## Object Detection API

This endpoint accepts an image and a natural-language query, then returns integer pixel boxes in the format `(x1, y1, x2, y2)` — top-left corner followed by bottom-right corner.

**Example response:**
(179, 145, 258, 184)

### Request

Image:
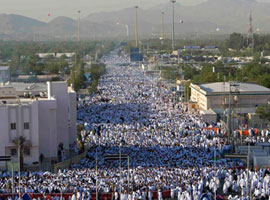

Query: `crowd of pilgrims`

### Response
(1, 51, 270, 200)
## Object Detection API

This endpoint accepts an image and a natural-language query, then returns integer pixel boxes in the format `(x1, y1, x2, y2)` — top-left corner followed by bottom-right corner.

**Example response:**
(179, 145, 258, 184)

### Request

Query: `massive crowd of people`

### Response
(0, 50, 270, 199)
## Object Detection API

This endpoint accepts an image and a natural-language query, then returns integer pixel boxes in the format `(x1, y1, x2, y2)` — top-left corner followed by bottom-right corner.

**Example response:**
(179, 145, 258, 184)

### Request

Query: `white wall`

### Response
(38, 99, 58, 158)
(0, 106, 9, 168)
(50, 82, 71, 149)
(68, 91, 77, 145)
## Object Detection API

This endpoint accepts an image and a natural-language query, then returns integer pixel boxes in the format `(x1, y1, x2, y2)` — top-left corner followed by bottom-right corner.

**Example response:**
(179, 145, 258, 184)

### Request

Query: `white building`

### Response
(0, 81, 77, 169)
(190, 82, 270, 125)
(190, 82, 270, 114)
(36, 53, 76, 59)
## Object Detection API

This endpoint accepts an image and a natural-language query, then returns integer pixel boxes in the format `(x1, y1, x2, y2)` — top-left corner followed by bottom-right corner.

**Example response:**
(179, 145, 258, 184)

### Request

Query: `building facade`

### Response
(190, 82, 270, 126)
(0, 81, 77, 169)
(190, 82, 270, 114)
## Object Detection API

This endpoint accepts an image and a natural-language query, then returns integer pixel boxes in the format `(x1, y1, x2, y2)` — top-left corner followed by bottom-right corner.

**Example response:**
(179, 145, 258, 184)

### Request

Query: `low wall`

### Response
(254, 156, 270, 169)
(53, 151, 87, 173)
(0, 190, 173, 200)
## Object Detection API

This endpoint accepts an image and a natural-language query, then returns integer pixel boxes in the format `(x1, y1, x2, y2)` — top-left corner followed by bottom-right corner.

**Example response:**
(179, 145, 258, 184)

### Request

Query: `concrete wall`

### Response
(68, 91, 77, 145)
(206, 94, 270, 113)
(202, 113, 217, 124)
(38, 99, 57, 159)
(50, 82, 70, 149)
(29, 101, 40, 165)
(248, 113, 269, 129)
(254, 156, 270, 169)
(0, 106, 9, 169)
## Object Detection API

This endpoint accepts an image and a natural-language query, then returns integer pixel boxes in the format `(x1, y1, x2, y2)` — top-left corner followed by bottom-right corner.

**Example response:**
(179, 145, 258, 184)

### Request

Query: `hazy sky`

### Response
(1, 0, 270, 22)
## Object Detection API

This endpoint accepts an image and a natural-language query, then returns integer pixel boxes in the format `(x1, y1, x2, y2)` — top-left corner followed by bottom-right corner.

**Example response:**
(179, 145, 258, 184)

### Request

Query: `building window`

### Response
(10, 123, 16, 130)
(11, 149, 17, 156)
(11, 148, 30, 156)
(24, 148, 30, 156)
(24, 122, 30, 130)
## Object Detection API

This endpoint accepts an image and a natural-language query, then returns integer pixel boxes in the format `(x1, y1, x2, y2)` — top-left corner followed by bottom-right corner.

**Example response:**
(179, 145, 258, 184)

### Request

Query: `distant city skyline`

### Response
(1, 0, 270, 22)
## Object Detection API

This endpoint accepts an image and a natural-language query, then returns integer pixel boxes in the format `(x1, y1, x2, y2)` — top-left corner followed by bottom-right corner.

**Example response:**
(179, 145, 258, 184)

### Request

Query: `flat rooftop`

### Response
(0, 66, 9, 70)
(6, 82, 47, 92)
(199, 82, 270, 93)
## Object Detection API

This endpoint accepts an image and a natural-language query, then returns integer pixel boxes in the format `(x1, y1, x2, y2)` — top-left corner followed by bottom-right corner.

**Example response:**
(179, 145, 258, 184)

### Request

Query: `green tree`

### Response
(9, 53, 20, 76)
(183, 65, 199, 80)
(76, 124, 91, 153)
(259, 74, 270, 88)
(226, 33, 246, 50)
(69, 64, 86, 92)
(256, 104, 270, 122)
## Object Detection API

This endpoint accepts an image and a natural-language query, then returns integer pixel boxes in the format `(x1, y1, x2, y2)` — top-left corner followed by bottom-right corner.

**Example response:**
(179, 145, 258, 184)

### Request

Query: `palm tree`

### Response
(77, 124, 86, 153)
(77, 124, 92, 153)
(12, 136, 30, 171)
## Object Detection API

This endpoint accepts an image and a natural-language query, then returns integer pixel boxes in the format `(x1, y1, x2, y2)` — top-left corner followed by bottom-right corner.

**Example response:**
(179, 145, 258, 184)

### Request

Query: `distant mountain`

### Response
(0, 14, 46, 40)
(37, 17, 77, 39)
(1, 0, 270, 40)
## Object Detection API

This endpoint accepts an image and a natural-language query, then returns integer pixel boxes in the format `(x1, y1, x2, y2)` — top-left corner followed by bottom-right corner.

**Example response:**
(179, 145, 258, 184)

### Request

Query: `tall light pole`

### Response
(125, 24, 129, 37)
(161, 12, 165, 40)
(171, 0, 176, 50)
(119, 142, 122, 196)
(77, 10, 81, 42)
(18, 143, 21, 198)
(135, 6, 139, 47)
(95, 137, 99, 200)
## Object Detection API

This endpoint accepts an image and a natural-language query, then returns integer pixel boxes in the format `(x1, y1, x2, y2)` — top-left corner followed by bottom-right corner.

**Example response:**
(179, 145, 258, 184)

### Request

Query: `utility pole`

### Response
(135, 6, 139, 47)
(77, 10, 81, 42)
(171, 0, 176, 50)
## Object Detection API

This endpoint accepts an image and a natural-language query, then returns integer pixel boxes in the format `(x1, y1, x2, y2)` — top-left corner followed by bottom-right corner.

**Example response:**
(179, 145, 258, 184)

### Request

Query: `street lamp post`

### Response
(135, 6, 139, 47)
(125, 24, 129, 37)
(18, 143, 21, 197)
(119, 140, 122, 198)
(127, 156, 130, 193)
(247, 130, 252, 200)
(161, 12, 165, 41)
(214, 141, 217, 200)
(171, 0, 176, 50)
(95, 137, 99, 200)
(77, 11, 81, 42)
(11, 159, 14, 196)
